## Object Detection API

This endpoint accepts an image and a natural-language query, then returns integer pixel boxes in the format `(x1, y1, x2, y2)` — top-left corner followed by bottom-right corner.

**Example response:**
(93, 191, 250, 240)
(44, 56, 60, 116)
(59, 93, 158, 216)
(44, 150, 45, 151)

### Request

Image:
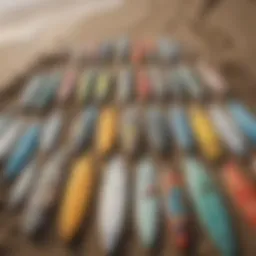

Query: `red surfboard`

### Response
(223, 161, 256, 227)
(131, 42, 145, 65)
(136, 69, 152, 102)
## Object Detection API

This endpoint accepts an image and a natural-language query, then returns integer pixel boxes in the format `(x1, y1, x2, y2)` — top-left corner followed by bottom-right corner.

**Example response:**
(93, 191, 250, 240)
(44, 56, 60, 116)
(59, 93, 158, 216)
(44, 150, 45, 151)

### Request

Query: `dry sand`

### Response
(1, 0, 256, 102)
(0, 0, 256, 255)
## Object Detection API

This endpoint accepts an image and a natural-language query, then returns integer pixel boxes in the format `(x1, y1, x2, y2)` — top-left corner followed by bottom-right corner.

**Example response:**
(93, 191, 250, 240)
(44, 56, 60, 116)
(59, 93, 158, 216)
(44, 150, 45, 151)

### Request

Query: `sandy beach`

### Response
(0, 1, 256, 255)
(0, 0, 256, 100)
(0, 0, 124, 45)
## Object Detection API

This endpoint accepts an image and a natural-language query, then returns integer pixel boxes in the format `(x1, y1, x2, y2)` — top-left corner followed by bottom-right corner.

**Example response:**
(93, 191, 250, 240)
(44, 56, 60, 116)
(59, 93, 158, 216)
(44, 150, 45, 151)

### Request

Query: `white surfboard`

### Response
(98, 156, 127, 254)
(40, 110, 63, 153)
(117, 68, 133, 104)
(23, 148, 69, 235)
(0, 120, 25, 160)
(197, 61, 228, 94)
(8, 159, 37, 210)
(208, 104, 247, 155)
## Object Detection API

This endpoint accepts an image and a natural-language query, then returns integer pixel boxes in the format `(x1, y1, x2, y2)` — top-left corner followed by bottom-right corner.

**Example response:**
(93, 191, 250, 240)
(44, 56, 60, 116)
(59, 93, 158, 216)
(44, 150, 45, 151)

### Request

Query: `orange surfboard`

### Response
(58, 154, 95, 242)
(223, 161, 256, 228)
(96, 107, 118, 156)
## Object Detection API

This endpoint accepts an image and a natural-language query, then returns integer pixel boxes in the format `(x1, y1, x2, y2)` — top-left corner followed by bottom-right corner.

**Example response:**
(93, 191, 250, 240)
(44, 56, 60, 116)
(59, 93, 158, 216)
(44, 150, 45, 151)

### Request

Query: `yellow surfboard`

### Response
(77, 70, 96, 103)
(58, 154, 94, 242)
(188, 104, 222, 161)
(77, 70, 87, 102)
(96, 107, 118, 156)
(95, 72, 112, 104)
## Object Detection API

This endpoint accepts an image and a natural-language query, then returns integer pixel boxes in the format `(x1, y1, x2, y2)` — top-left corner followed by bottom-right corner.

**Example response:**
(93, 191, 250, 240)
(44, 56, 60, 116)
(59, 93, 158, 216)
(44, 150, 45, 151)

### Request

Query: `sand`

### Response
(0, 0, 256, 255)
(1, 0, 256, 101)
